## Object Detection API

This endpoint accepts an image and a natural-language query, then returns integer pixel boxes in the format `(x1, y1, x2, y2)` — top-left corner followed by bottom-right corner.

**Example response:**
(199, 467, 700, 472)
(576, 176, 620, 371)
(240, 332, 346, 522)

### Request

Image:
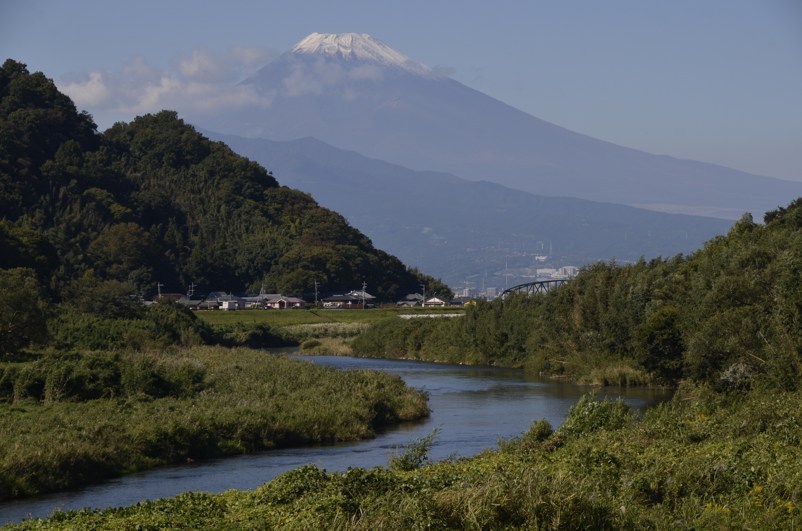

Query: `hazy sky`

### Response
(2, 0, 801, 181)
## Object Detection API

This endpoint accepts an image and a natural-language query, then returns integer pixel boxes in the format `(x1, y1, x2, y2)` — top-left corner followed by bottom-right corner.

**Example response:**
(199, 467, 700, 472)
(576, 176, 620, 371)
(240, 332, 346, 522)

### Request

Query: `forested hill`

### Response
(354, 199, 802, 391)
(0, 59, 447, 300)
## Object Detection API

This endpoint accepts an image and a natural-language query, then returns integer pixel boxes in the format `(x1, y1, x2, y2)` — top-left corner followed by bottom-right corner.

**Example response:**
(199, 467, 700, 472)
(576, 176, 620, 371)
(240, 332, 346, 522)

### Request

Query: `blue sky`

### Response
(2, 0, 801, 181)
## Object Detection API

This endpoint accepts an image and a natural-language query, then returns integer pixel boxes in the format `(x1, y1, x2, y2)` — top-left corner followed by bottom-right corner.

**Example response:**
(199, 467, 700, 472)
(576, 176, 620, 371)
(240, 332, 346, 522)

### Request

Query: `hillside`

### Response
(208, 132, 733, 287)
(0, 59, 446, 303)
(353, 197, 802, 390)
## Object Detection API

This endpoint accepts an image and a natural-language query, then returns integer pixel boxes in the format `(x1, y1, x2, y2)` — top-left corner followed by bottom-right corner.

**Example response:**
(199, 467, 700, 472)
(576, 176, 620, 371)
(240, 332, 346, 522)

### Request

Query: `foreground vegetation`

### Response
(12, 387, 800, 529)
(0, 346, 428, 501)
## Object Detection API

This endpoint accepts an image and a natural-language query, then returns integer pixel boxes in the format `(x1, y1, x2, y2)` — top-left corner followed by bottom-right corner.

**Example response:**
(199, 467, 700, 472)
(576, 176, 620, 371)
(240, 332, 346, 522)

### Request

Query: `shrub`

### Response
(389, 430, 438, 471)
(0, 352, 207, 403)
(212, 322, 290, 348)
(557, 394, 632, 440)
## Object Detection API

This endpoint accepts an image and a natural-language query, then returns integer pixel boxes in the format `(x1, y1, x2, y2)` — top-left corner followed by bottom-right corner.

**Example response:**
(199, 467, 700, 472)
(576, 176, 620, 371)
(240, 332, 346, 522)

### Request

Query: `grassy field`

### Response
(195, 307, 464, 328)
(0, 347, 429, 501)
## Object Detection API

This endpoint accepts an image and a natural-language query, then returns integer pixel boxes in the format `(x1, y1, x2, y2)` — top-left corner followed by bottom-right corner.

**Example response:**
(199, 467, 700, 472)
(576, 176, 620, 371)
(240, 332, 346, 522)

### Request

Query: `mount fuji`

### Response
(194, 32, 802, 220)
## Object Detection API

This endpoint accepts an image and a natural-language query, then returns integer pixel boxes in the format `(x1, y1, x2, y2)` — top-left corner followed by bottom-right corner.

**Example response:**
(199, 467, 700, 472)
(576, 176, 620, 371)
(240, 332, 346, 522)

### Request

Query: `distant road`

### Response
(399, 313, 464, 319)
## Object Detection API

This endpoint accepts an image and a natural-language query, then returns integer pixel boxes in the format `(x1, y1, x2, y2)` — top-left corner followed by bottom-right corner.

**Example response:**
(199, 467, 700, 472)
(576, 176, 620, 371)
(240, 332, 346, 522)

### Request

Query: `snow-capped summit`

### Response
(290, 32, 432, 75)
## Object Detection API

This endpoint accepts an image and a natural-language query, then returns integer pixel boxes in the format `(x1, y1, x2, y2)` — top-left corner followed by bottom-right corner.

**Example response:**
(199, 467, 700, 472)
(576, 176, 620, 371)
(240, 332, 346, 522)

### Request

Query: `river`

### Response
(1, 354, 670, 525)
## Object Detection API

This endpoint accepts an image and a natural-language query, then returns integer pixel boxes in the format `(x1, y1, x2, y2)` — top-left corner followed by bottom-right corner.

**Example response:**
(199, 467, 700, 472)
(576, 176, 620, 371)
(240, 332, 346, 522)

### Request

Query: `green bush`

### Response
(48, 302, 213, 352)
(557, 394, 632, 440)
(0, 352, 208, 403)
(389, 430, 438, 472)
(211, 322, 290, 348)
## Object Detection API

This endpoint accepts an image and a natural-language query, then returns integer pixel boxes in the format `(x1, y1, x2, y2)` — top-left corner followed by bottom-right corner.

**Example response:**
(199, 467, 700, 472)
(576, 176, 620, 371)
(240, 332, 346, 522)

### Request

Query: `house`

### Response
(397, 293, 424, 307)
(204, 291, 245, 311)
(174, 295, 203, 310)
(196, 299, 220, 311)
(323, 289, 376, 309)
(423, 297, 448, 307)
(265, 295, 306, 309)
(241, 293, 280, 309)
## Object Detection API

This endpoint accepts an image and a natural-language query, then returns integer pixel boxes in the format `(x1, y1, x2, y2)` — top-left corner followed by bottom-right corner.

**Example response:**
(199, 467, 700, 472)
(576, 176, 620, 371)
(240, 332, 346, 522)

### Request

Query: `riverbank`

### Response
(201, 308, 666, 387)
(10, 385, 800, 529)
(0, 347, 429, 501)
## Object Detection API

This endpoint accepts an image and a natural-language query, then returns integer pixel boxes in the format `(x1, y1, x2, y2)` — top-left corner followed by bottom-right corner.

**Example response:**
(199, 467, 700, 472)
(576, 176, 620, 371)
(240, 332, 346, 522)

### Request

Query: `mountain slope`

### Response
(0, 59, 445, 300)
(208, 131, 733, 287)
(192, 33, 802, 220)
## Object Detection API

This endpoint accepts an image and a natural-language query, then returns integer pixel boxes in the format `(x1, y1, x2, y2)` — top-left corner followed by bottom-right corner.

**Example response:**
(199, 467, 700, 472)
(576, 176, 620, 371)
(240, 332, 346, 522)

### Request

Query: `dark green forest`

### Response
(0, 59, 448, 356)
(354, 202, 802, 391)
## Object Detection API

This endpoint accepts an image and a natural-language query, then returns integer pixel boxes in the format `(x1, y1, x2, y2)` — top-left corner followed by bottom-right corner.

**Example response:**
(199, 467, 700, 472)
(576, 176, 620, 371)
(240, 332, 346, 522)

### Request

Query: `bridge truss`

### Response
(500, 279, 568, 298)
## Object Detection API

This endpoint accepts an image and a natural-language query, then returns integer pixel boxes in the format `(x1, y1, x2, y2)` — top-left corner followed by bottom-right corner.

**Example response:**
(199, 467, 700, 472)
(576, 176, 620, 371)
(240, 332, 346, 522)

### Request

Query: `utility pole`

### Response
(361, 281, 367, 309)
(421, 283, 426, 308)
(314, 279, 319, 306)
(157, 282, 163, 299)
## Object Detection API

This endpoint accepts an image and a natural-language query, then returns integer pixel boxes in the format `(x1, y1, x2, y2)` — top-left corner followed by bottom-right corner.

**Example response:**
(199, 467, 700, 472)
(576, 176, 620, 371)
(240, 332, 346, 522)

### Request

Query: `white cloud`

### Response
(280, 58, 367, 98)
(349, 64, 383, 81)
(281, 59, 347, 97)
(230, 47, 273, 67)
(178, 49, 230, 82)
(57, 48, 274, 126)
(61, 71, 110, 107)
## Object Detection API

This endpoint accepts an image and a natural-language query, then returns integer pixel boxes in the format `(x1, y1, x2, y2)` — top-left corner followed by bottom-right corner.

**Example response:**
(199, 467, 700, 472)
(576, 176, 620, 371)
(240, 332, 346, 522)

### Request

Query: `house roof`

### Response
(207, 291, 242, 301)
(346, 290, 376, 300)
(323, 294, 361, 302)
(278, 296, 306, 304)
(241, 294, 282, 302)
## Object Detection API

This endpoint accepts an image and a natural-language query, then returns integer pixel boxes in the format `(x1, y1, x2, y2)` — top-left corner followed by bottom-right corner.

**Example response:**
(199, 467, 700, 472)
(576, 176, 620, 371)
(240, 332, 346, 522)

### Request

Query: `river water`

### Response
(1, 354, 670, 525)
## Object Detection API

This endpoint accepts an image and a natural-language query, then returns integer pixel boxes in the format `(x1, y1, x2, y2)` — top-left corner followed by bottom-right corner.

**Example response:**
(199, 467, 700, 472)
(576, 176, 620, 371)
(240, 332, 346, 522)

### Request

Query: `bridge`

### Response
(500, 279, 568, 298)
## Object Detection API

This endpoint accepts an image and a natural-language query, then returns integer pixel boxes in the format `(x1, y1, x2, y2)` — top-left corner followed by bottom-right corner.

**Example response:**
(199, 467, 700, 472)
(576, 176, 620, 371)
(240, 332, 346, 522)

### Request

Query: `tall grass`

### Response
(0, 347, 428, 501)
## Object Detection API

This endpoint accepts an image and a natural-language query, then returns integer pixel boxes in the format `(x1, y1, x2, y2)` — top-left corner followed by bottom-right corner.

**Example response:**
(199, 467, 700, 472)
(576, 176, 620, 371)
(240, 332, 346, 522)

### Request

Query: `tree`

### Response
(635, 304, 684, 383)
(87, 222, 158, 285)
(0, 268, 48, 358)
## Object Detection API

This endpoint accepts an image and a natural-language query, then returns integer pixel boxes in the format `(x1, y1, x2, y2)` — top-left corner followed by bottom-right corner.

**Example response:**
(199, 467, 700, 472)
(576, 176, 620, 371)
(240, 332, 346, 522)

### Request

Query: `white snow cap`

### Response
(291, 33, 432, 75)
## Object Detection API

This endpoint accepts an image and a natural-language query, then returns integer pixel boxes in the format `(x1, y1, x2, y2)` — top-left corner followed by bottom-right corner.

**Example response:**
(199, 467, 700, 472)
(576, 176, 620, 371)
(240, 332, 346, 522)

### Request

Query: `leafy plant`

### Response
(389, 429, 439, 471)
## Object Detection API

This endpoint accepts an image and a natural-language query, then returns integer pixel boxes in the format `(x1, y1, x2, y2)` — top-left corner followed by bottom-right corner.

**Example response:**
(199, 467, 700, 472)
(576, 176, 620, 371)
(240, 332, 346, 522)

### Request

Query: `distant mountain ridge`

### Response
(207, 130, 734, 288)
(191, 33, 802, 220)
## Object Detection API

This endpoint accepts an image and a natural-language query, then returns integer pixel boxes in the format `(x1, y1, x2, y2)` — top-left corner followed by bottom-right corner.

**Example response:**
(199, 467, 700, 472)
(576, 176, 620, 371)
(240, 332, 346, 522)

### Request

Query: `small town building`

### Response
(423, 296, 448, 307)
(397, 293, 424, 307)
(265, 296, 306, 309)
(323, 289, 376, 309)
